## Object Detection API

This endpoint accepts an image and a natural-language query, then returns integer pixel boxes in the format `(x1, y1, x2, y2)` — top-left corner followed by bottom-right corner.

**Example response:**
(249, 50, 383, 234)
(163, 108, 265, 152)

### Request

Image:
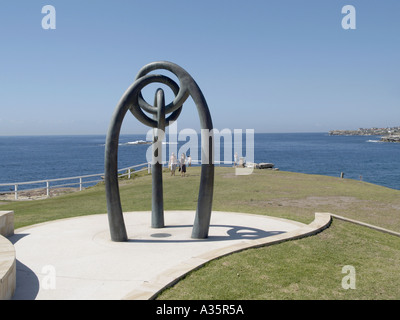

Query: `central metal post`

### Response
(151, 88, 165, 228)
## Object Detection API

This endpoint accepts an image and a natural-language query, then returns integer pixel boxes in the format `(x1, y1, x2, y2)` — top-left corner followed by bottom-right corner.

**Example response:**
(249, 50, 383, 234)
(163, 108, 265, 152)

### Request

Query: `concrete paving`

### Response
(9, 210, 322, 300)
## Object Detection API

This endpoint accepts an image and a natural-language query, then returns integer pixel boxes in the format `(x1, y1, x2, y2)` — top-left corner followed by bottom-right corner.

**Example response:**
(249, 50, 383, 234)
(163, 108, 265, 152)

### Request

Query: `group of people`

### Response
(168, 153, 192, 177)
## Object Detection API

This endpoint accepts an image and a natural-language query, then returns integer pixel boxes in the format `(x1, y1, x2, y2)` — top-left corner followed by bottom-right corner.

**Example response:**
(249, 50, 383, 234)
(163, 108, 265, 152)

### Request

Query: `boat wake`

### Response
(366, 139, 382, 143)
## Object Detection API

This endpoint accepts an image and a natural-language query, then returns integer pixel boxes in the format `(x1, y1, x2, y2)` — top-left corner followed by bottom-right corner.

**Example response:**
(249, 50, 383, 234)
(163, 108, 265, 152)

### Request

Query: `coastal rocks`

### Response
(258, 163, 275, 169)
(380, 135, 400, 143)
(244, 162, 279, 170)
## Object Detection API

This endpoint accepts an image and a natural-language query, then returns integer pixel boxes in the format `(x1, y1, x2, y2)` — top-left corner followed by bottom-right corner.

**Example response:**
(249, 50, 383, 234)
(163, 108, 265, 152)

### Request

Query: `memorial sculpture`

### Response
(104, 61, 214, 242)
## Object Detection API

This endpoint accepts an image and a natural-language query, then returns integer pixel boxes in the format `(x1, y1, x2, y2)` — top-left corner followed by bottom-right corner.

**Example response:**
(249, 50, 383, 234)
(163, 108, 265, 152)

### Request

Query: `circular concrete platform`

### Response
(9, 211, 330, 300)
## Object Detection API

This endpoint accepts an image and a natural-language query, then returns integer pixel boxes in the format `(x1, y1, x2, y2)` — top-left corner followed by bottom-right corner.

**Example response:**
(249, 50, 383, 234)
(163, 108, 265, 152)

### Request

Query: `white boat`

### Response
(126, 140, 152, 145)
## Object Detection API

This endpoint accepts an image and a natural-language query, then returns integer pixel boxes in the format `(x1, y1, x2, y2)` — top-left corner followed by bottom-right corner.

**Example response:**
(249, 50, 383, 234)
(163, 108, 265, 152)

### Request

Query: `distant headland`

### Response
(329, 126, 400, 143)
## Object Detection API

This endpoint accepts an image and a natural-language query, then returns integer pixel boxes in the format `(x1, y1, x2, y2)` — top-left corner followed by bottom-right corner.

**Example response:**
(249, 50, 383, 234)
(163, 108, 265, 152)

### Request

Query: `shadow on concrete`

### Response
(12, 260, 40, 300)
(8, 232, 29, 245)
(128, 224, 285, 243)
(8, 233, 40, 300)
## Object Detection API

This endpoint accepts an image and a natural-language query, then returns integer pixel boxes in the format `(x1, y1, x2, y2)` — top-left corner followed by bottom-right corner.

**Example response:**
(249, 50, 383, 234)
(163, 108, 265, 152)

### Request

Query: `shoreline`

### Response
(0, 187, 79, 201)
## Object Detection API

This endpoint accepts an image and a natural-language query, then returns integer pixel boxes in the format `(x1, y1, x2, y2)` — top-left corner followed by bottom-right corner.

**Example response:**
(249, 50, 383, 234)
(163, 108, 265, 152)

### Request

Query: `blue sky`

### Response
(0, 0, 399, 135)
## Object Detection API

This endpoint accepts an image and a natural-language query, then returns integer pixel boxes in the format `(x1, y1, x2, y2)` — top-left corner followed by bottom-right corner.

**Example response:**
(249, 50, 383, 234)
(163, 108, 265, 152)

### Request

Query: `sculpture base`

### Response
(10, 210, 330, 300)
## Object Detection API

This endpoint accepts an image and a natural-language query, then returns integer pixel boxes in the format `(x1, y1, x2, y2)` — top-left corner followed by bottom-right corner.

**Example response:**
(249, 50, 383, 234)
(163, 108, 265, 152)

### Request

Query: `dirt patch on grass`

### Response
(282, 196, 363, 208)
(258, 196, 363, 210)
(248, 195, 400, 232)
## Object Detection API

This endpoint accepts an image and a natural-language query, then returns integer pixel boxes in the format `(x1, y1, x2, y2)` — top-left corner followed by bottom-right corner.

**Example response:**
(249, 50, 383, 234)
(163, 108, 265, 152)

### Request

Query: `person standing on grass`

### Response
(234, 152, 238, 167)
(180, 153, 187, 177)
(187, 155, 192, 167)
(169, 152, 177, 176)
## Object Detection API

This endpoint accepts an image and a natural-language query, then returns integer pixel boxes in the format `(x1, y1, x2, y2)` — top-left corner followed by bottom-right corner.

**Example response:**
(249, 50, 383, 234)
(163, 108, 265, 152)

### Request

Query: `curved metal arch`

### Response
(105, 61, 214, 242)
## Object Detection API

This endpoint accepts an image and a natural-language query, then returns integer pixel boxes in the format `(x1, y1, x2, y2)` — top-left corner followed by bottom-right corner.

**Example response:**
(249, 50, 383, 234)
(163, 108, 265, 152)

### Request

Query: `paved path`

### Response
(9, 210, 329, 300)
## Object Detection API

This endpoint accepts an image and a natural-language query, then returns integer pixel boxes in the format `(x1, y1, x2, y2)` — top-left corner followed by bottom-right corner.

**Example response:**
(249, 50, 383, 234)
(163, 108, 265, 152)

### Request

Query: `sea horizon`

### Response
(0, 131, 331, 137)
(0, 133, 399, 191)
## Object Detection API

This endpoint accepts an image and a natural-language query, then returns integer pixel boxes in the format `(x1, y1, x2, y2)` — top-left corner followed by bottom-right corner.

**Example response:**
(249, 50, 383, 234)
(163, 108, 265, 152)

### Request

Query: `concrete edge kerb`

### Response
(0, 211, 16, 300)
(123, 212, 332, 300)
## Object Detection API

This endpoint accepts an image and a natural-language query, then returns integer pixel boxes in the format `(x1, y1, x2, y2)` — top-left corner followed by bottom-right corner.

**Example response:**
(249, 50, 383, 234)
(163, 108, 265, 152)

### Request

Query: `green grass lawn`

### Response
(158, 219, 400, 300)
(1, 166, 400, 299)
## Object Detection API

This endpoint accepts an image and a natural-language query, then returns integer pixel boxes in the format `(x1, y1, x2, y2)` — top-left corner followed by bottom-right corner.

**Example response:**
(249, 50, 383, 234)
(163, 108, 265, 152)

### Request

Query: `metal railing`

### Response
(0, 163, 150, 200)
(0, 159, 244, 201)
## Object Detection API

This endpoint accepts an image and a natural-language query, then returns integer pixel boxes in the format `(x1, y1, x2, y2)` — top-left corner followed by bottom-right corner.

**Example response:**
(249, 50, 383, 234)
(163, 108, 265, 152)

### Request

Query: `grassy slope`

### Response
(159, 219, 400, 300)
(1, 167, 399, 299)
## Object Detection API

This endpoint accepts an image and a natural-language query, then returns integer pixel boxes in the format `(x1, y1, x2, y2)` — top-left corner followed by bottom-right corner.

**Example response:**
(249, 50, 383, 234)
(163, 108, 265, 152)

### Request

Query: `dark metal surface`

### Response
(105, 61, 214, 241)
(151, 89, 165, 228)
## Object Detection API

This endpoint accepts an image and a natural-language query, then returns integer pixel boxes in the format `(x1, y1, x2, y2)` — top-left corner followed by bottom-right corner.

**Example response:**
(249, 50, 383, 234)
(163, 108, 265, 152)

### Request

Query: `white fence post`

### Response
(0, 162, 148, 200)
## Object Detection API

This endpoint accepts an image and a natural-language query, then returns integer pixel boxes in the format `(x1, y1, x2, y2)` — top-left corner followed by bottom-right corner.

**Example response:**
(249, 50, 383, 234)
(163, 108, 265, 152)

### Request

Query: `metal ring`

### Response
(129, 74, 183, 128)
(135, 61, 190, 115)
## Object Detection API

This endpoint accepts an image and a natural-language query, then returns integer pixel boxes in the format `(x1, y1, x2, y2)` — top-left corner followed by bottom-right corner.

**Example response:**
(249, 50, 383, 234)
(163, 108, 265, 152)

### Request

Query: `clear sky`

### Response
(0, 0, 399, 135)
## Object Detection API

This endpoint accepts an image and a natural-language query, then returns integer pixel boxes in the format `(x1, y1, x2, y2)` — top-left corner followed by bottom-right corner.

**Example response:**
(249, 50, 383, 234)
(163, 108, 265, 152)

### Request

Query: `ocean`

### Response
(0, 133, 399, 191)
